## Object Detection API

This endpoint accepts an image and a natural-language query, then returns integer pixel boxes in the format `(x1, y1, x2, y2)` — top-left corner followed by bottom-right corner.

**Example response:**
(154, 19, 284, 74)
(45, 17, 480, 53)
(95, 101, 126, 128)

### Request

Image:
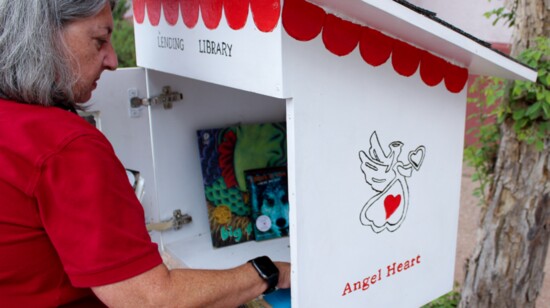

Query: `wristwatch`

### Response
(248, 256, 279, 294)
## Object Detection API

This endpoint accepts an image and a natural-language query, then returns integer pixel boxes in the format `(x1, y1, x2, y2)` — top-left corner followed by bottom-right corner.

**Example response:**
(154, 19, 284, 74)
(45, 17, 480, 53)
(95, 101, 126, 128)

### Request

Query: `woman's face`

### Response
(62, 3, 118, 103)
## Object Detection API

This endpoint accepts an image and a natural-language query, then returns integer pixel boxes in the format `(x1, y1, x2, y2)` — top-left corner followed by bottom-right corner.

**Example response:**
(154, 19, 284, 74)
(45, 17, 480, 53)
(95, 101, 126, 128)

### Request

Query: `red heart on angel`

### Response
(384, 194, 402, 219)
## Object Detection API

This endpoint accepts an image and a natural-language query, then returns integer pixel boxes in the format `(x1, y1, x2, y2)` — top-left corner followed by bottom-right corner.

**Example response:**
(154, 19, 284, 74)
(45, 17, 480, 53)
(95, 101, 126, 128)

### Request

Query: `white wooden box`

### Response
(88, 0, 535, 306)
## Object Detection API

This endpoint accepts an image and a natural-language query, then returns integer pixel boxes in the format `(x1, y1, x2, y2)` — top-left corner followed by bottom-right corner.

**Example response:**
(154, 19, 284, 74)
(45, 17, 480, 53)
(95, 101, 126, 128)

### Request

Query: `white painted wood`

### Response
(134, 0, 536, 86)
(309, 0, 536, 81)
(89, 68, 291, 267)
(143, 70, 287, 255)
(134, 7, 286, 98)
(408, 0, 513, 44)
(86, 68, 163, 243)
(283, 30, 466, 307)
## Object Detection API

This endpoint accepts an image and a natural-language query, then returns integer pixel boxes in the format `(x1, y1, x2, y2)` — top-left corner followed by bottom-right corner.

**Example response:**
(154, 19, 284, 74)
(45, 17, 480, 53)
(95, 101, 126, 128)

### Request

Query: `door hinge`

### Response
(130, 86, 183, 110)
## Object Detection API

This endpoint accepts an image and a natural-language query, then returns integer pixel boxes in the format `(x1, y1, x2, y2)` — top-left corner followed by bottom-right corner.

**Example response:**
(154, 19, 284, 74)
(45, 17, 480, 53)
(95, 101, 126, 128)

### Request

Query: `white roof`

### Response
(310, 0, 537, 81)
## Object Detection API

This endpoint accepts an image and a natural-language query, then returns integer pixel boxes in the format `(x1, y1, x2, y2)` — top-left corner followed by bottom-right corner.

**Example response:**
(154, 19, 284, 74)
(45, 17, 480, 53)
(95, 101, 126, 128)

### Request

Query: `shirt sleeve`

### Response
(34, 133, 162, 287)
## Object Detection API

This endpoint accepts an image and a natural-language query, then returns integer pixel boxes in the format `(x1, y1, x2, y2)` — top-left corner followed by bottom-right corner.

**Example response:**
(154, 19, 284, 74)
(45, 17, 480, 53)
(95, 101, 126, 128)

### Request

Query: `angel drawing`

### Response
(359, 131, 425, 233)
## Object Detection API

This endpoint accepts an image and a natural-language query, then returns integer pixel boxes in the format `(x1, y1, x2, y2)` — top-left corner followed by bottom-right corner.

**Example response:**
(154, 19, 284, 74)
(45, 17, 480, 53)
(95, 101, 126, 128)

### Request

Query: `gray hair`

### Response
(0, 0, 116, 108)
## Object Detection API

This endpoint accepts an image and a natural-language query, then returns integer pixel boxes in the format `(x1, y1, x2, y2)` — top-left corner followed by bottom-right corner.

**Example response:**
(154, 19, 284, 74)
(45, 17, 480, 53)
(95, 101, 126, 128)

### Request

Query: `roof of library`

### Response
(131, 0, 537, 87)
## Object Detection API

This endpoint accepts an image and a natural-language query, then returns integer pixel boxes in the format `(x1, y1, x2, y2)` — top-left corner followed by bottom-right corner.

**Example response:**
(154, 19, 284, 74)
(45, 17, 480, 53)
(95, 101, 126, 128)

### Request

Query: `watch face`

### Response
(250, 256, 280, 295)
(254, 256, 279, 278)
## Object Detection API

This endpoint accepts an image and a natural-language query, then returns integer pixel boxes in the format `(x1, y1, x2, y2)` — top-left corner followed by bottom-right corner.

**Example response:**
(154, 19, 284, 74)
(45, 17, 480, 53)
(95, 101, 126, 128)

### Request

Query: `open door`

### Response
(85, 68, 159, 233)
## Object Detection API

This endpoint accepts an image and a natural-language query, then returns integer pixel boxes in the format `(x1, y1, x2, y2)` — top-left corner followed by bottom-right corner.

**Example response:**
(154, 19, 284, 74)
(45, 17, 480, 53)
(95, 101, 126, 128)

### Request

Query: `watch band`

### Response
(248, 256, 279, 295)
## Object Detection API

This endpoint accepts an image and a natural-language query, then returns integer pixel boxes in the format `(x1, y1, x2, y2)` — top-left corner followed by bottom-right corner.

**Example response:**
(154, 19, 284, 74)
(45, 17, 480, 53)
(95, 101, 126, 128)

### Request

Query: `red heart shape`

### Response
(384, 194, 401, 220)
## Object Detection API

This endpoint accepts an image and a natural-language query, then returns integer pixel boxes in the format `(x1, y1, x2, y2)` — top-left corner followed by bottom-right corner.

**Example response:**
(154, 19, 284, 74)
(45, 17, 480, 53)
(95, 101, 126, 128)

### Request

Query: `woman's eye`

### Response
(95, 38, 108, 48)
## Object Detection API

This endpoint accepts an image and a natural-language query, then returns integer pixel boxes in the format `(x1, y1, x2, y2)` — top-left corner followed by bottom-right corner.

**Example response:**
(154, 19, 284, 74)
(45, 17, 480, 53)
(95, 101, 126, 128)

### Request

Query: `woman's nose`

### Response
(104, 43, 118, 70)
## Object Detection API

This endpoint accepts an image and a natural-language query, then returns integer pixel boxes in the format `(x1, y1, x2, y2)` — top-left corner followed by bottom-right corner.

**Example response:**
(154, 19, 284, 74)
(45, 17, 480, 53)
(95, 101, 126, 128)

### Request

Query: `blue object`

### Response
(263, 288, 291, 308)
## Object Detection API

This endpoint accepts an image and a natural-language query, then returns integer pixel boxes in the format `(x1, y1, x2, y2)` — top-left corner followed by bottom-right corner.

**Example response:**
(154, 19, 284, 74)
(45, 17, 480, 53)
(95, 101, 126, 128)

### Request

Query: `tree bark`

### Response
(509, 0, 549, 54)
(460, 120, 550, 307)
(460, 1, 549, 306)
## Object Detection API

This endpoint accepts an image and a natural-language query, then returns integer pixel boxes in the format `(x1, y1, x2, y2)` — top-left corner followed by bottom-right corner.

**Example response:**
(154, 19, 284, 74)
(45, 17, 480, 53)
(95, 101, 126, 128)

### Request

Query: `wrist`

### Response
(248, 256, 279, 295)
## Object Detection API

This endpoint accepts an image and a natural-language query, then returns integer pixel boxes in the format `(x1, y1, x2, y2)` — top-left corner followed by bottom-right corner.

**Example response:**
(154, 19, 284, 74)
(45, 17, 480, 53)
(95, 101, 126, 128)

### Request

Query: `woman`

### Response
(0, 1, 290, 307)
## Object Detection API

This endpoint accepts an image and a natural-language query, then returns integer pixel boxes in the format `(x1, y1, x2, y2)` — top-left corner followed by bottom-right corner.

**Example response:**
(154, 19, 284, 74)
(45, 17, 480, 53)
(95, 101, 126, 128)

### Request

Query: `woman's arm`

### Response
(92, 261, 290, 308)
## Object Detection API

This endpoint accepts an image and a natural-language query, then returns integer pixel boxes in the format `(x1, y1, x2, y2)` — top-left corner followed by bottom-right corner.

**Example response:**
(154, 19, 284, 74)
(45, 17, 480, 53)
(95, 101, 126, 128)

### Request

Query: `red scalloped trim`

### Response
(322, 14, 361, 56)
(282, 0, 468, 92)
(133, 0, 145, 24)
(134, 0, 469, 93)
(163, 0, 180, 26)
(444, 64, 469, 93)
(251, 0, 282, 33)
(281, 0, 325, 41)
(359, 27, 393, 67)
(200, 0, 223, 30)
(420, 52, 445, 87)
(136, 0, 280, 33)
(180, 0, 200, 28)
(224, 0, 249, 30)
(392, 40, 421, 77)
(145, 0, 162, 26)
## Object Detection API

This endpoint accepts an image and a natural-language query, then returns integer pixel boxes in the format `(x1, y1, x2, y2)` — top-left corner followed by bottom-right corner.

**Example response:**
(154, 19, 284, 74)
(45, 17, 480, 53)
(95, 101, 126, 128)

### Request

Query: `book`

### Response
(263, 289, 291, 308)
(197, 122, 286, 247)
(245, 167, 289, 241)
(240, 289, 291, 308)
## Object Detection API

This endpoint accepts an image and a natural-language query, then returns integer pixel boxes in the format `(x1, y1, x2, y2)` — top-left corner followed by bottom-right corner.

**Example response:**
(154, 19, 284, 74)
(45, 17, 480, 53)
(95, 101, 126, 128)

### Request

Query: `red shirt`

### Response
(0, 99, 162, 307)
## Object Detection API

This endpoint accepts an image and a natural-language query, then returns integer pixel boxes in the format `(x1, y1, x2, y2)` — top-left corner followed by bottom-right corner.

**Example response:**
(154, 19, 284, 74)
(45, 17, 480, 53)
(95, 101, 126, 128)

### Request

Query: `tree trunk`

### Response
(509, 0, 549, 54)
(460, 120, 550, 307)
(460, 0, 549, 306)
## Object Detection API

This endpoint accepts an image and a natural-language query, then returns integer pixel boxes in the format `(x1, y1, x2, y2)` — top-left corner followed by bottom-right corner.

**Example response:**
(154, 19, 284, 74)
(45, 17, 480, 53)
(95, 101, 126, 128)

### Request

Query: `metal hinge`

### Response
(146, 209, 192, 232)
(172, 209, 193, 230)
(130, 86, 183, 110)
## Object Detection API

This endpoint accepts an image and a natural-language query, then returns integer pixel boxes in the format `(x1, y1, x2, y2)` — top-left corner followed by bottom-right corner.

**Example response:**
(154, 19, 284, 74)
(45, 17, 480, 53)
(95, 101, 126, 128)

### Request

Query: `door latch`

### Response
(146, 209, 192, 232)
(130, 86, 183, 110)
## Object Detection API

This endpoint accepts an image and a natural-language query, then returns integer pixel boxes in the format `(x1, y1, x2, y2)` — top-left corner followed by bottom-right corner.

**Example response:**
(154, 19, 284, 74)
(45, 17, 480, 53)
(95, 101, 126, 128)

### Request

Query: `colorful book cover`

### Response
(245, 167, 289, 241)
(197, 122, 286, 248)
(263, 289, 291, 308)
(240, 289, 291, 308)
